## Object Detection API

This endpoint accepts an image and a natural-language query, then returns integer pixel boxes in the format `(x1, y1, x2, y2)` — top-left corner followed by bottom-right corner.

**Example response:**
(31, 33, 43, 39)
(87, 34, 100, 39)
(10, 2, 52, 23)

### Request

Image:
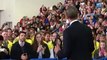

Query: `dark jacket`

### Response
(57, 21, 94, 60)
(10, 42, 35, 60)
(0, 46, 10, 59)
(32, 42, 50, 58)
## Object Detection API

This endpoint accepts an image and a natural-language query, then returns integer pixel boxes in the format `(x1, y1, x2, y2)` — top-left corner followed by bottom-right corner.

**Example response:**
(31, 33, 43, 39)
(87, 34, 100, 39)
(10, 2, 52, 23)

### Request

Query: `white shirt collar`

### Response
(19, 40, 25, 47)
(70, 19, 78, 25)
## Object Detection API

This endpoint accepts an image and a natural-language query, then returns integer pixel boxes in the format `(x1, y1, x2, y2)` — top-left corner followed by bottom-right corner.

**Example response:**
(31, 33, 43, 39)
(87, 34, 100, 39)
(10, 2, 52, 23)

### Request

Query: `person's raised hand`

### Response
(37, 45, 42, 53)
(54, 44, 61, 54)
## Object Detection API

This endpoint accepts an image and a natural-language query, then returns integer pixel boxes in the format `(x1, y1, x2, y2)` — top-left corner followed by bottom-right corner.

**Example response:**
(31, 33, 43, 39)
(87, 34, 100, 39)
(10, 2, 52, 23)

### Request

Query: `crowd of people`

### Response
(0, 0, 107, 60)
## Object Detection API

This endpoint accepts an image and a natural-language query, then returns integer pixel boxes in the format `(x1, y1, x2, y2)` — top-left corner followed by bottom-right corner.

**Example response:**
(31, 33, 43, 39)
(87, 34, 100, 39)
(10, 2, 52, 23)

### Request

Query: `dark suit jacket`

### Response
(11, 42, 35, 59)
(57, 21, 94, 60)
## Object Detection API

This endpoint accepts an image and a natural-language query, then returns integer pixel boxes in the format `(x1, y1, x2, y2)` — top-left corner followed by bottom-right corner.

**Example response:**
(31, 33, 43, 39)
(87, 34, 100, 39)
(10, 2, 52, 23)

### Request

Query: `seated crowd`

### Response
(0, 0, 107, 60)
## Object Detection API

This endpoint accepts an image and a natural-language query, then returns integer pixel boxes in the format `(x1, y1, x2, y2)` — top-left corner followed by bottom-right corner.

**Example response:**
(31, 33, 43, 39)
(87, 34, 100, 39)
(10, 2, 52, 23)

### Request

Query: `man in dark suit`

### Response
(11, 31, 34, 60)
(54, 6, 94, 60)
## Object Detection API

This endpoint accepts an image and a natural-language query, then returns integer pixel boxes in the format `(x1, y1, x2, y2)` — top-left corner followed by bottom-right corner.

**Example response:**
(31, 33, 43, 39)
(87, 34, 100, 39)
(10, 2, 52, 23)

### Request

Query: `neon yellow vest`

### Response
(43, 40, 54, 50)
(13, 37, 34, 45)
(7, 40, 13, 53)
(92, 40, 100, 58)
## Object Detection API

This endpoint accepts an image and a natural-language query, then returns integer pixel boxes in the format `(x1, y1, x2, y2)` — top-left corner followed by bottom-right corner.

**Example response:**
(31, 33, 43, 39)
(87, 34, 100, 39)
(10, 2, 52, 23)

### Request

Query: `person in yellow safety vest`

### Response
(7, 40, 13, 53)
(7, 28, 14, 53)
(92, 40, 100, 58)
(92, 33, 106, 58)
(43, 32, 55, 58)
(43, 40, 54, 50)
(28, 27, 35, 43)
(2, 30, 13, 53)
(26, 32, 34, 45)
(0, 35, 10, 59)
(43, 32, 54, 50)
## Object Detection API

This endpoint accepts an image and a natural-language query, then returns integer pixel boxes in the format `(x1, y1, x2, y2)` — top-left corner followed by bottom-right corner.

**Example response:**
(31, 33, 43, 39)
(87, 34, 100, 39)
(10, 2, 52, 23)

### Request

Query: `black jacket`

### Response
(10, 42, 35, 60)
(57, 21, 94, 60)
(0, 46, 10, 59)
(33, 43, 50, 58)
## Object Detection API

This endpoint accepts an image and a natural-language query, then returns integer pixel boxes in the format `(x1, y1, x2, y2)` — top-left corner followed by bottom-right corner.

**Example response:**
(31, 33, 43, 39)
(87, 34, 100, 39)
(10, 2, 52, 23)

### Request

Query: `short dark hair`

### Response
(65, 6, 78, 19)
(7, 28, 13, 32)
(0, 35, 4, 41)
(19, 31, 26, 35)
(7, 28, 12, 31)
(44, 31, 50, 36)
(29, 27, 35, 31)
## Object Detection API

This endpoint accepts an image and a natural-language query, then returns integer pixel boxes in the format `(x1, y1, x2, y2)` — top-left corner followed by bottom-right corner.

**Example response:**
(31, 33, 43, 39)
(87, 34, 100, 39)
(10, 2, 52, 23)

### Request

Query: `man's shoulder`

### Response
(25, 42, 32, 46)
(13, 41, 19, 45)
(64, 28, 70, 33)
(79, 23, 91, 30)
(63, 27, 72, 36)
(12, 41, 19, 46)
(82, 24, 92, 31)
(12, 42, 20, 49)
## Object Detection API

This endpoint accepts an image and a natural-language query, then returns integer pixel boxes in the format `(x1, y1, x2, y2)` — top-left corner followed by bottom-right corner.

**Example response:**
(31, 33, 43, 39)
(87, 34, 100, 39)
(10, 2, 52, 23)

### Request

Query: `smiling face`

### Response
(45, 33, 50, 42)
(7, 29, 13, 37)
(2, 31, 8, 40)
(100, 41, 106, 49)
(52, 33, 57, 39)
(36, 34, 42, 43)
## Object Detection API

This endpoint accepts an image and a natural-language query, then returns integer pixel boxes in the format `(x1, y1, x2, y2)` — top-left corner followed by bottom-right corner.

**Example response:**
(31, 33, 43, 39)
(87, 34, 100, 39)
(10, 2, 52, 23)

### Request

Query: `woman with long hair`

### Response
(32, 32, 50, 58)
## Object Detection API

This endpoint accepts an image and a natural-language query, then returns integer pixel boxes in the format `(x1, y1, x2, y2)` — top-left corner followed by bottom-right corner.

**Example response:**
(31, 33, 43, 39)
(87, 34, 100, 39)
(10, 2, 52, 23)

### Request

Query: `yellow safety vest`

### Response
(43, 40, 54, 50)
(7, 40, 13, 53)
(13, 37, 34, 45)
(92, 40, 100, 58)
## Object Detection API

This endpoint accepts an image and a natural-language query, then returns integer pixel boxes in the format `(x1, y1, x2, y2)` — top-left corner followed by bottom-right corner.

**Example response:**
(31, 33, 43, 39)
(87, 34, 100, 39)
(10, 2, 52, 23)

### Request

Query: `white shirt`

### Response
(38, 51, 42, 58)
(66, 19, 69, 24)
(70, 19, 78, 26)
(50, 48, 55, 58)
(19, 40, 25, 47)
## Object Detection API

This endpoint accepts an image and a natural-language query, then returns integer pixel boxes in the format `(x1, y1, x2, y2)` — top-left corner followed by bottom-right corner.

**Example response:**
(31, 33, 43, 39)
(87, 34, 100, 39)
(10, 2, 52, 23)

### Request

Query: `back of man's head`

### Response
(66, 6, 78, 20)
